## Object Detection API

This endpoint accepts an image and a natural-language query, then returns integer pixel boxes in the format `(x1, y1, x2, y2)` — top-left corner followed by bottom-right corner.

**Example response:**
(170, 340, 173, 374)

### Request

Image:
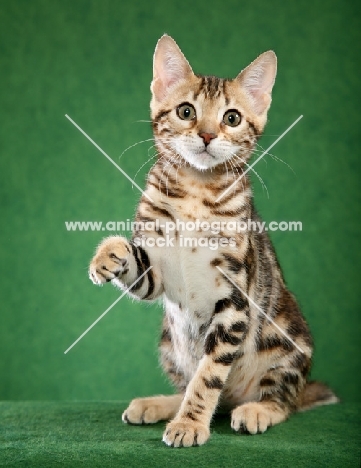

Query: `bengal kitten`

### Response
(89, 35, 338, 447)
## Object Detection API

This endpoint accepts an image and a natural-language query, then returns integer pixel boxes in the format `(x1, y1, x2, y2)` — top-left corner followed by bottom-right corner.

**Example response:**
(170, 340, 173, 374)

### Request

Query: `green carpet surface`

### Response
(0, 401, 359, 467)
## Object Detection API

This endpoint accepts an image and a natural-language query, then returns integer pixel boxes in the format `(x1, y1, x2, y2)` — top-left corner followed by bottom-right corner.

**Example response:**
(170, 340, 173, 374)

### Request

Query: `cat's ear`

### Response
(237, 51, 277, 115)
(151, 34, 193, 102)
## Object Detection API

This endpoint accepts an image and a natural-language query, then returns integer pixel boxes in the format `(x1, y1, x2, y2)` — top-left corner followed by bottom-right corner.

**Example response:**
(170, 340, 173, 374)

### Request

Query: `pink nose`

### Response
(199, 132, 216, 146)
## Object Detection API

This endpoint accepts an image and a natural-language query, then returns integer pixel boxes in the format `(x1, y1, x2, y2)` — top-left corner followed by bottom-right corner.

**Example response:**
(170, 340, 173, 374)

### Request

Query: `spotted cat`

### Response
(89, 35, 338, 447)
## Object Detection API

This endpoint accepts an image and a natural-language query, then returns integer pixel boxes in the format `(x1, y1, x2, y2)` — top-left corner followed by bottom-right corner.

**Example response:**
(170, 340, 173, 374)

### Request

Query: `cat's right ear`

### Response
(151, 35, 193, 102)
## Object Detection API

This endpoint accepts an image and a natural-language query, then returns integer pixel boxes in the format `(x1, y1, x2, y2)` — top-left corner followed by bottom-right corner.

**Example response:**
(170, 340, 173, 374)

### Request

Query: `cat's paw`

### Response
(231, 401, 285, 435)
(162, 419, 210, 448)
(122, 398, 164, 425)
(89, 236, 130, 285)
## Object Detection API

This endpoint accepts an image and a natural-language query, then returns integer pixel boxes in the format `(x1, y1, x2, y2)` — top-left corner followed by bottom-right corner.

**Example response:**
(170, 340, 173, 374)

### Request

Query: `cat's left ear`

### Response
(237, 51, 277, 115)
(151, 34, 193, 102)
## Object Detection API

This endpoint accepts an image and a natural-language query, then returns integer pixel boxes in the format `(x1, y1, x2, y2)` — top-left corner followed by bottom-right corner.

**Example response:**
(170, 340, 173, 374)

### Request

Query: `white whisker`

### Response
(255, 142, 296, 174)
(231, 152, 269, 198)
(134, 151, 157, 180)
(118, 138, 155, 161)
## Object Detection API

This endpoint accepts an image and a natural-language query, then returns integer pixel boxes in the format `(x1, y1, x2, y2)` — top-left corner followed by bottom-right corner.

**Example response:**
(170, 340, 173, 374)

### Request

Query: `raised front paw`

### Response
(89, 236, 130, 285)
(163, 419, 210, 448)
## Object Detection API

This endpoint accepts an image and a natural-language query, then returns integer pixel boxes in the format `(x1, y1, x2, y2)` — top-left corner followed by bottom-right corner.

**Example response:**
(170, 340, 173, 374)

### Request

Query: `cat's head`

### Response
(150, 35, 277, 172)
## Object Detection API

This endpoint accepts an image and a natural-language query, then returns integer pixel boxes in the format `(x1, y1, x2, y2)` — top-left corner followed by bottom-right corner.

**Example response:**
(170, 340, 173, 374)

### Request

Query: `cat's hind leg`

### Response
(122, 394, 183, 425)
(231, 352, 310, 434)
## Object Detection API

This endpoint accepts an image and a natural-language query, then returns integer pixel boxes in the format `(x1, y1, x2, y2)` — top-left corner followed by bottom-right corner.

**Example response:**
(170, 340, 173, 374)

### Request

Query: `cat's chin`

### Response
(183, 151, 220, 172)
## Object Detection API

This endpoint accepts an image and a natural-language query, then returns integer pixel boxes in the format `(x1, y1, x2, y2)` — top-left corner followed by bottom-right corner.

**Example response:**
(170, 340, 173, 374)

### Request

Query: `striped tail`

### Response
(299, 381, 339, 412)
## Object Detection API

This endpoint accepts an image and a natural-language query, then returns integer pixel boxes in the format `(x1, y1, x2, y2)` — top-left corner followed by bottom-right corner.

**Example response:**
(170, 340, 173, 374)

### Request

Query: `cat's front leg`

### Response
(163, 302, 250, 447)
(89, 236, 163, 300)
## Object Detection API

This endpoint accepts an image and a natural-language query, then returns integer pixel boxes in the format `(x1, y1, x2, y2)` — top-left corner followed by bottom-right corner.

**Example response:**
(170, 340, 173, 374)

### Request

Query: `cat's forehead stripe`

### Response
(193, 76, 206, 100)
(194, 75, 227, 101)
(204, 76, 221, 99)
(222, 80, 230, 106)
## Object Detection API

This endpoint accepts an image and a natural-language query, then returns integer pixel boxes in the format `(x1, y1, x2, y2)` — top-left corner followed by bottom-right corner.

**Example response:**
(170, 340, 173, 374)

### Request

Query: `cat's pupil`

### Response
(228, 114, 235, 124)
(184, 108, 190, 117)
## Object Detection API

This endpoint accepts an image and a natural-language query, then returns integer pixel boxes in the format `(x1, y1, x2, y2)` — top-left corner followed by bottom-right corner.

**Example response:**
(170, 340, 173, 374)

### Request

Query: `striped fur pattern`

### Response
(89, 35, 338, 447)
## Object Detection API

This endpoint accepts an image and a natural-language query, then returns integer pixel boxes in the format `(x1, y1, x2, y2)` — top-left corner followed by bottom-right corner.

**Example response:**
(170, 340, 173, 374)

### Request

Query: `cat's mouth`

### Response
(186, 149, 219, 171)
(198, 149, 216, 159)
(178, 145, 220, 171)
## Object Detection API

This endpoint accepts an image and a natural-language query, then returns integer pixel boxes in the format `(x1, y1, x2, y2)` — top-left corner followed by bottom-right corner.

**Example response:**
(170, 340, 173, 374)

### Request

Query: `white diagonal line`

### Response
(64, 266, 153, 354)
(65, 114, 154, 203)
(216, 266, 305, 354)
(216, 115, 303, 203)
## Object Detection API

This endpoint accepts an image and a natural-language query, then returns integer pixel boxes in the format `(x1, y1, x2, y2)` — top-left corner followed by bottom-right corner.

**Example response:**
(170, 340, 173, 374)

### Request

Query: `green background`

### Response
(1, 0, 360, 406)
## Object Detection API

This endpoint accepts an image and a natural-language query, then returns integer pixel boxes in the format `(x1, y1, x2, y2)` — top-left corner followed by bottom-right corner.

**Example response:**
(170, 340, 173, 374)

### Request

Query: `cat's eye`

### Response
(177, 103, 196, 121)
(223, 110, 242, 127)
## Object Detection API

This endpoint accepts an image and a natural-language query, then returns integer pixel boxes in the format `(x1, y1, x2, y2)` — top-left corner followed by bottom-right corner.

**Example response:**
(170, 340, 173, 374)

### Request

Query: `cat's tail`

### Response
(298, 381, 339, 412)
